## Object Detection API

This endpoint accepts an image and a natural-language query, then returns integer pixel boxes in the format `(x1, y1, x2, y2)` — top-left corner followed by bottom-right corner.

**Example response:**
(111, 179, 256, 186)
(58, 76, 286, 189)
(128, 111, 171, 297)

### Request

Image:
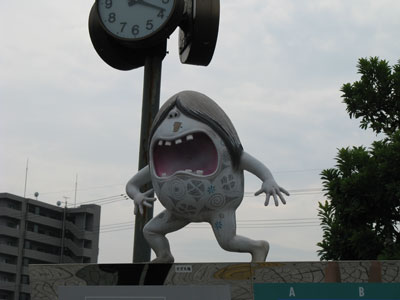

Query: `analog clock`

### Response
(96, 0, 184, 47)
(179, 0, 220, 66)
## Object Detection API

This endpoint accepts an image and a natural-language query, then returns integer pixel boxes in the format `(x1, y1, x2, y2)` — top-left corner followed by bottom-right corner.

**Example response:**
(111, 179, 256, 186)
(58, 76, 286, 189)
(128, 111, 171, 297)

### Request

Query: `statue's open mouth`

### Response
(153, 132, 218, 177)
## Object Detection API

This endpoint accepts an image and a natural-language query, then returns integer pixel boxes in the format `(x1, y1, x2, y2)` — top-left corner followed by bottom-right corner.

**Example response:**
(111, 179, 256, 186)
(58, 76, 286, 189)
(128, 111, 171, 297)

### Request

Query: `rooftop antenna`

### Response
(23, 158, 29, 198)
(62, 196, 69, 208)
(74, 174, 78, 207)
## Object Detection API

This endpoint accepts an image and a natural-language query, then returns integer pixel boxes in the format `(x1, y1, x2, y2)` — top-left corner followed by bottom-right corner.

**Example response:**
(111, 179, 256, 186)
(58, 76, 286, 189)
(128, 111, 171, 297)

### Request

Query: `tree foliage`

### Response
(318, 57, 400, 260)
(341, 57, 400, 135)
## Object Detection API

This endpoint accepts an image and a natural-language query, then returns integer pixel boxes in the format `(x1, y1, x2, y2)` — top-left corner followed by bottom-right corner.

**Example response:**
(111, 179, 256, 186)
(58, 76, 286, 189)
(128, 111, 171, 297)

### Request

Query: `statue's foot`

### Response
(251, 241, 269, 262)
(151, 254, 175, 263)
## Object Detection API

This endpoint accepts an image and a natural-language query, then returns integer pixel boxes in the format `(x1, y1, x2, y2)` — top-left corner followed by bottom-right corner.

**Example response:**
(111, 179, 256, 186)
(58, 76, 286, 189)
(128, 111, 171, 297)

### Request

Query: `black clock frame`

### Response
(88, 0, 220, 70)
(179, 0, 220, 66)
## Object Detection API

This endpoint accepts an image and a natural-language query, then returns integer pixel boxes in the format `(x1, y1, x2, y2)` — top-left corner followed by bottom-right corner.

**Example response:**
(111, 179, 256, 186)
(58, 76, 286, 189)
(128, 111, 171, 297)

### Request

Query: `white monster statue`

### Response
(126, 91, 289, 262)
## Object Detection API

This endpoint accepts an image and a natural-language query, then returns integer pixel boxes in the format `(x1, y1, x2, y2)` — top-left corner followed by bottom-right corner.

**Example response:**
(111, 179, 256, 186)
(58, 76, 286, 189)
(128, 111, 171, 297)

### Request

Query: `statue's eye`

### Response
(167, 109, 180, 119)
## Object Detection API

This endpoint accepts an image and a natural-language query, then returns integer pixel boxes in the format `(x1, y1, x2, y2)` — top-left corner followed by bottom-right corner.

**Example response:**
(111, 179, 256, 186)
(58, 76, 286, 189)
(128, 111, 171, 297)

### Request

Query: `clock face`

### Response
(97, 0, 176, 40)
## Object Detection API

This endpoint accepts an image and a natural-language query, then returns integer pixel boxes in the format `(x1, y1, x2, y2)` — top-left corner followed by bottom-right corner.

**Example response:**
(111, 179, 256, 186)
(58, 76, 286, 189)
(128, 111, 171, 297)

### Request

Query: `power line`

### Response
(24, 171, 326, 197)
(2, 195, 128, 221)
(76, 194, 128, 205)
(4, 188, 325, 221)
(274, 168, 324, 174)
(16, 216, 322, 245)
(26, 183, 125, 197)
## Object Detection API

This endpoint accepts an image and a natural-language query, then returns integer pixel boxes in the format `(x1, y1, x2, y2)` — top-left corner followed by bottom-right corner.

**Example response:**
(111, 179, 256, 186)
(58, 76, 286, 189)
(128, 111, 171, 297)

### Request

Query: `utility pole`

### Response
(74, 174, 78, 207)
(23, 158, 29, 197)
(60, 197, 69, 263)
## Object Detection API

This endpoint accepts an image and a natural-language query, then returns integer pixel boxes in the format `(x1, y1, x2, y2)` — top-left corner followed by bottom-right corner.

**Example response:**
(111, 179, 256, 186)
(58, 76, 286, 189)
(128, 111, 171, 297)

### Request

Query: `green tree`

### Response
(318, 57, 400, 260)
(341, 57, 400, 135)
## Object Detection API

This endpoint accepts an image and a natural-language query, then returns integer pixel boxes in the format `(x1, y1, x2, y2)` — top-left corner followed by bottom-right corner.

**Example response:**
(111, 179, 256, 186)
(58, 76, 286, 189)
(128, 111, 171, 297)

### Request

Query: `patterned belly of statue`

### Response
(151, 135, 244, 222)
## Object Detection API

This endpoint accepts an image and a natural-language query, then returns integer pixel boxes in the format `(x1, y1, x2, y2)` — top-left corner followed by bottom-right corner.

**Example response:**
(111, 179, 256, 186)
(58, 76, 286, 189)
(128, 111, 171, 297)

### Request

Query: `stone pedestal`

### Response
(29, 261, 400, 300)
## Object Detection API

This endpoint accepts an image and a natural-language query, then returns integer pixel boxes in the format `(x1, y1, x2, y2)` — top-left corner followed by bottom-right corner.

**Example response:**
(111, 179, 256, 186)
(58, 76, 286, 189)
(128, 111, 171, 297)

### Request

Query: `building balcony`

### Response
(0, 207, 21, 219)
(0, 282, 15, 292)
(25, 231, 61, 248)
(0, 244, 18, 256)
(26, 212, 63, 229)
(0, 226, 20, 239)
(23, 249, 59, 264)
(0, 263, 17, 274)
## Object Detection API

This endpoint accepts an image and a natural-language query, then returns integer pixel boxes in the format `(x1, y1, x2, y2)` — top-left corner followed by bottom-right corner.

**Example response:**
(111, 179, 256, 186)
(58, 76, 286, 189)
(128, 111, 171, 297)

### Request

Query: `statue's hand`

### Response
(133, 189, 157, 215)
(254, 179, 289, 206)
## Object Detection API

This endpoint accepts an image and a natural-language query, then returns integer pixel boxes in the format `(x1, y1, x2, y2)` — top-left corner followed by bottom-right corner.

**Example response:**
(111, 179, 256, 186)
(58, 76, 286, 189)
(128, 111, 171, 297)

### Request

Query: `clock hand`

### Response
(128, 0, 138, 6)
(129, 0, 165, 12)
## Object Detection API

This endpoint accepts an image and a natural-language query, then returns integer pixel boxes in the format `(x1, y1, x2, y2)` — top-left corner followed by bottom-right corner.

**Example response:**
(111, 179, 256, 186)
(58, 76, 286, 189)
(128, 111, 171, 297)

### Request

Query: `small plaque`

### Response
(175, 264, 193, 273)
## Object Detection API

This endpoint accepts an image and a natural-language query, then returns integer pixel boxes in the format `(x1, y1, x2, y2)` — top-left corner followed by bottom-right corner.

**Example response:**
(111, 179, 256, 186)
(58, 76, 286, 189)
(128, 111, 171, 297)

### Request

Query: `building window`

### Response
(66, 215, 76, 224)
(0, 271, 15, 283)
(83, 239, 92, 249)
(7, 201, 21, 210)
(6, 221, 19, 229)
(0, 254, 16, 265)
(23, 258, 29, 267)
(20, 292, 31, 300)
(24, 240, 31, 250)
(21, 275, 30, 285)
(0, 236, 18, 247)
(85, 213, 94, 231)
(0, 291, 14, 300)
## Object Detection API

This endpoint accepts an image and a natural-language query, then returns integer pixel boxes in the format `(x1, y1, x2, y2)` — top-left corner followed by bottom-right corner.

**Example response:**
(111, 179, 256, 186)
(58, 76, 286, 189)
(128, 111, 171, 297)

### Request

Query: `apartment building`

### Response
(0, 193, 101, 300)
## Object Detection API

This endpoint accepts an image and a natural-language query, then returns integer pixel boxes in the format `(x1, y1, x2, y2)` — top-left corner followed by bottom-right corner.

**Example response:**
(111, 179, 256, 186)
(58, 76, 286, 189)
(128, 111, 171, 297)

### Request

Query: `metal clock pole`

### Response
(134, 42, 166, 262)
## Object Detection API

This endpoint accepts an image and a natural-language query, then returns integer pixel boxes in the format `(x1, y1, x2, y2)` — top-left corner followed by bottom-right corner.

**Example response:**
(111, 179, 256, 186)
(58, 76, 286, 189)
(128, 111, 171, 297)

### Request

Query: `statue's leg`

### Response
(210, 211, 269, 262)
(143, 210, 189, 263)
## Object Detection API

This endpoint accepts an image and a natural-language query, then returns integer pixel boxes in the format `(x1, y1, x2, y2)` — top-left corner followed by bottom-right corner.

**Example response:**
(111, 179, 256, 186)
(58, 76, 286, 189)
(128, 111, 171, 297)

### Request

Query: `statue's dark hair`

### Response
(150, 91, 243, 169)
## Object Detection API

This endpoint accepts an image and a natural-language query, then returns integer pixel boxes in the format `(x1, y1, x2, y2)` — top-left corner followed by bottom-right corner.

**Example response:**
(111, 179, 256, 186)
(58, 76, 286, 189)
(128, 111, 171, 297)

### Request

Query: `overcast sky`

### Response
(1, 0, 400, 263)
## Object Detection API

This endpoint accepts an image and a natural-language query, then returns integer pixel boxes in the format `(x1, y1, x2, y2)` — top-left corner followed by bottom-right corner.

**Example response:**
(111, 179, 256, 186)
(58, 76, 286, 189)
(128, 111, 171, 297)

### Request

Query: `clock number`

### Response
(157, 10, 164, 18)
(120, 22, 127, 32)
(146, 20, 154, 30)
(132, 25, 140, 36)
(105, 0, 112, 9)
(108, 12, 116, 23)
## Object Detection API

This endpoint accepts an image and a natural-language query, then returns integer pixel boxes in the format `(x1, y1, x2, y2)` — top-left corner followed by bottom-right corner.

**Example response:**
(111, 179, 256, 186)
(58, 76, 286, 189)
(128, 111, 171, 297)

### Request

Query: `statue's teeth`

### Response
(165, 141, 171, 146)
(196, 170, 203, 175)
(185, 169, 192, 173)
(161, 173, 167, 177)
(175, 139, 182, 144)
(186, 134, 194, 141)
(158, 140, 163, 146)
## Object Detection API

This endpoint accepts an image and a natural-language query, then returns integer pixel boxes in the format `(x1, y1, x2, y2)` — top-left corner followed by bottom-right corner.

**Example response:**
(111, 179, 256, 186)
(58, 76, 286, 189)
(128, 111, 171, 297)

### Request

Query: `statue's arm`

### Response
(239, 151, 289, 206)
(126, 166, 156, 215)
